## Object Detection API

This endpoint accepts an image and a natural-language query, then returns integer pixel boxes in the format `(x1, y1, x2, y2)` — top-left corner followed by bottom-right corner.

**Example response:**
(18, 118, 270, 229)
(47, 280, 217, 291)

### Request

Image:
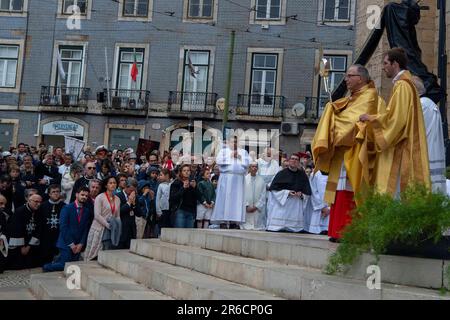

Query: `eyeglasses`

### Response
(87, 167, 96, 170)
(344, 74, 361, 78)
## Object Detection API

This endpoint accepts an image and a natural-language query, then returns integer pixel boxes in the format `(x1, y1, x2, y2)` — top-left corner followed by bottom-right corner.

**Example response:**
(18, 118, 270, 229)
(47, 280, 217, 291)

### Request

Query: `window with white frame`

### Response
(181, 50, 211, 111)
(250, 53, 278, 101)
(323, 0, 350, 21)
(62, 0, 87, 15)
(256, 0, 281, 20)
(57, 46, 84, 88)
(0, 45, 19, 88)
(0, 0, 23, 12)
(183, 50, 210, 93)
(123, 0, 149, 17)
(188, 0, 213, 19)
(318, 55, 347, 113)
(116, 48, 144, 91)
(247, 53, 279, 115)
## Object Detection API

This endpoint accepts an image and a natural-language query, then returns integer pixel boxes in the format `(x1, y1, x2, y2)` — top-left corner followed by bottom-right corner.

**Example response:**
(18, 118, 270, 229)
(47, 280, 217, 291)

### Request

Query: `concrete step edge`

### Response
(98, 250, 284, 300)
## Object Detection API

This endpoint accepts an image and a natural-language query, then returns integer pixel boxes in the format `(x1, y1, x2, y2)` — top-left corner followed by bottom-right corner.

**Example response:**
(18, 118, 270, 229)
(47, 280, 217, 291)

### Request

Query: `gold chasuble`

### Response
(367, 70, 431, 195)
(312, 81, 385, 205)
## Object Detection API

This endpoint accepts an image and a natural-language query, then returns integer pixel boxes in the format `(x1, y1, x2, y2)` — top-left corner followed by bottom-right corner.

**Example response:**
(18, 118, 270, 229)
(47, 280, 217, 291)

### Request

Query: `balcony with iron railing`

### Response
(168, 91, 218, 117)
(296, 96, 329, 121)
(39, 86, 90, 112)
(101, 88, 150, 116)
(236, 94, 285, 119)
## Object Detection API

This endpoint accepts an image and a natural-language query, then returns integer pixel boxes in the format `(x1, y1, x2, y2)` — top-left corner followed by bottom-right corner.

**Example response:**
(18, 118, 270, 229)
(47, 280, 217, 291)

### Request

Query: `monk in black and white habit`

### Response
(6, 194, 44, 269)
(266, 153, 312, 232)
(0, 195, 8, 273)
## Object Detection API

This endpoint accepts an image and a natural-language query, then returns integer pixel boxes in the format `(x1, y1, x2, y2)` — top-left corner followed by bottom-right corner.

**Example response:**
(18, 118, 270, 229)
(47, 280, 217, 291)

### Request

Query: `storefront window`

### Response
(109, 128, 140, 151)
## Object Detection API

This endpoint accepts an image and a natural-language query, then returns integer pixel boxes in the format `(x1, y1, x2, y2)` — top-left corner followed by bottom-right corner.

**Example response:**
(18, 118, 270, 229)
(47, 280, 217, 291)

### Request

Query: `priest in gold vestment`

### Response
(312, 65, 386, 241)
(360, 48, 431, 196)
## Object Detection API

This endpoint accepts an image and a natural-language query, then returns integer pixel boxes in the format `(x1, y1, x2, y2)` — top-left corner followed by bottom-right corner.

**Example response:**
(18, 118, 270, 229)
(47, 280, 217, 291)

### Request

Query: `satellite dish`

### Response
(216, 97, 226, 111)
(292, 103, 306, 117)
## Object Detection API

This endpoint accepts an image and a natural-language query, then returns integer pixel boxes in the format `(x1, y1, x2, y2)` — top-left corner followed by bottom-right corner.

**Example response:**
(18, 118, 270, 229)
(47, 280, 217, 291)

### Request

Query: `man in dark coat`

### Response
(70, 161, 97, 203)
(40, 184, 65, 265)
(43, 187, 92, 272)
(6, 194, 44, 269)
(116, 178, 143, 249)
(35, 154, 61, 199)
(0, 195, 8, 273)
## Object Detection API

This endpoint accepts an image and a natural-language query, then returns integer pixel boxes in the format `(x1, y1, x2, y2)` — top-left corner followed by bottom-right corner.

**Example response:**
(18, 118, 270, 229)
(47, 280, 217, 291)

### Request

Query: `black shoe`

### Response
(229, 223, 240, 230)
(329, 237, 340, 243)
(320, 230, 329, 235)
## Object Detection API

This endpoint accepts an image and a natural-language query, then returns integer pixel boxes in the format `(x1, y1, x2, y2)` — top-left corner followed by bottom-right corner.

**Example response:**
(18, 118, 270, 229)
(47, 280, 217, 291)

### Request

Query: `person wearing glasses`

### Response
(312, 64, 385, 242)
(6, 194, 43, 270)
(266, 154, 311, 233)
(70, 161, 97, 203)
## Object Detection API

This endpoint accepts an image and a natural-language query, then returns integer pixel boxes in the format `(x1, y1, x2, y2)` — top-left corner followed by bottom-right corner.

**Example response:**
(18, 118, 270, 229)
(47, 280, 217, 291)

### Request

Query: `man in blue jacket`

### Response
(43, 186, 91, 272)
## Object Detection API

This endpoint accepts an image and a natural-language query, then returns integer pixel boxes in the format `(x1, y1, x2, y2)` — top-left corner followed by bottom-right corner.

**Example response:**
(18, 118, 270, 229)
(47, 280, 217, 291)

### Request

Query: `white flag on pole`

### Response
(64, 136, 85, 161)
(57, 50, 66, 81)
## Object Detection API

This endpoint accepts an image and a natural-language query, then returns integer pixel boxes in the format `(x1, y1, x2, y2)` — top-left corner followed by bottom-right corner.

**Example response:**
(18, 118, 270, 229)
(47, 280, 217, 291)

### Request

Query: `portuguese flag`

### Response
(131, 50, 139, 82)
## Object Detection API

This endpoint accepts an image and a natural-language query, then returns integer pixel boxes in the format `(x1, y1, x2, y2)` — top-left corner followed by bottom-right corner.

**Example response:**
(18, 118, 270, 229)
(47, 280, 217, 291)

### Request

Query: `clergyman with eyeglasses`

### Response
(312, 64, 386, 242)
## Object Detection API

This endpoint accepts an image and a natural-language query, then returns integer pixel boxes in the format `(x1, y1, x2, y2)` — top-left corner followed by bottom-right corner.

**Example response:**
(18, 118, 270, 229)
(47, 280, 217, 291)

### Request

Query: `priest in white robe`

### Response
(304, 170, 330, 234)
(257, 148, 280, 186)
(211, 136, 251, 229)
(412, 76, 446, 194)
(242, 162, 267, 231)
(266, 153, 311, 232)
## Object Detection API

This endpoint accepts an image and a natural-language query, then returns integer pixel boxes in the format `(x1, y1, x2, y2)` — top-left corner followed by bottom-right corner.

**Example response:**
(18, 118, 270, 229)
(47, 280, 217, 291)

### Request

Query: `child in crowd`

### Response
(156, 169, 172, 233)
(196, 169, 216, 229)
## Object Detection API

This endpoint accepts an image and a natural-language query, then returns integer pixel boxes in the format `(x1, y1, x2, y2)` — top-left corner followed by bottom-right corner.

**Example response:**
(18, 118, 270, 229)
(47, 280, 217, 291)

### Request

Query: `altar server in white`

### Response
(211, 136, 251, 229)
(242, 162, 267, 231)
(257, 148, 280, 186)
(412, 76, 446, 193)
(303, 170, 330, 234)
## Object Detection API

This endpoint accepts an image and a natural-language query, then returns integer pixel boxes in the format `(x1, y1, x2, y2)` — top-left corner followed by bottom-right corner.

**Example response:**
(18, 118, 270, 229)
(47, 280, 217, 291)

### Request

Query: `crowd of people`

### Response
(0, 47, 447, 274)
(0, 137, 328, 274)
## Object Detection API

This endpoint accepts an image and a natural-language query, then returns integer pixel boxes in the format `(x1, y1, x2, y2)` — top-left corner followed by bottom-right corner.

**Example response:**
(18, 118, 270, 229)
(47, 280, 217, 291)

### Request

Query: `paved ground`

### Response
(0, 268, 42, 288)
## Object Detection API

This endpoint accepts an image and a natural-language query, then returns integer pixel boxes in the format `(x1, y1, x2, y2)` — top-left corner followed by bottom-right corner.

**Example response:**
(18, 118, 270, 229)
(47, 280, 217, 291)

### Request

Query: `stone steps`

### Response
(0, 286, 37, 300)
(161, 228, 335, 269)
(130, 238, 450, 300)
(98, 250, 284, 300)
(30, 273, 92, 300)
(63, 262, 173, 300)
(160, 228, 450, 290)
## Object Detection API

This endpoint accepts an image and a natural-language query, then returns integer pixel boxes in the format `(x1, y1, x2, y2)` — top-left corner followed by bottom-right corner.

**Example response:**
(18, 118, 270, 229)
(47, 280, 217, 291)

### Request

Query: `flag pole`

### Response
(105, 47, 111, 108)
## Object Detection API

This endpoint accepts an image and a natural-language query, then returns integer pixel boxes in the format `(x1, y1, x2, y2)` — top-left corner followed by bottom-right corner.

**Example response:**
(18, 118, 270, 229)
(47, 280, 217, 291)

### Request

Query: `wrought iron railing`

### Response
(40, 86, 90, 108)
(102, 89, 150, 111)
(300, 96, 329, 119)
(236, 94, 285, 117)
(168, 91, 218, 113)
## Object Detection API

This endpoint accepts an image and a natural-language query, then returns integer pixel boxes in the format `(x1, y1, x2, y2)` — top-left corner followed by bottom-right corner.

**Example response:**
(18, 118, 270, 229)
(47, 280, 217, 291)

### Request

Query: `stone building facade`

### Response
(0, 0, 356, 156)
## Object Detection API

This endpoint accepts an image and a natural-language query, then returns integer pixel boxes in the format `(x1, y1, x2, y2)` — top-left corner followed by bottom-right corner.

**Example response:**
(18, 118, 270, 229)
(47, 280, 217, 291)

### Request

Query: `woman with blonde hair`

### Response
(84, 176, 121, 261)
